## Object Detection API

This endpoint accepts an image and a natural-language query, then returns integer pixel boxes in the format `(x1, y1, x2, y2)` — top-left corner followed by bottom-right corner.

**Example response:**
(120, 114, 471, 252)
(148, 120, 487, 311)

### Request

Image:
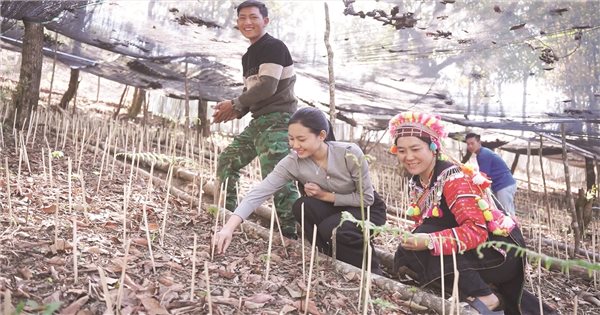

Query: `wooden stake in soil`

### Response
(190, 233, 198, 301)
(142, 203, 157, 274)
(115, 240, 131, 313)
(301, 203, 306, 283)
(264, 204, 277, 281)
(304, 225, 318, 315)
(68, 157, 73, 213)
(204, 261, 213, 314)
(159, 165, 174, 246)
(73, 217, 78, 284)
(97, 267, 114, 314)
(4, 158, 14, 220)
(561, 123, 581, 256)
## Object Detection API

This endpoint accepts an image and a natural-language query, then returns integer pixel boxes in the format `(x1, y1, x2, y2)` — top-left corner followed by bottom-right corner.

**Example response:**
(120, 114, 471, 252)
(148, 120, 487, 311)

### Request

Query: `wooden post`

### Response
(47, 32, 59, 107)
(323, 3, 336, 123)
(510, 153, 520, 174)
(560, 124, 580, 256)
(538, 135, 552, 229)
(96, 76, 100, 103)
(184, 61, 190, 138)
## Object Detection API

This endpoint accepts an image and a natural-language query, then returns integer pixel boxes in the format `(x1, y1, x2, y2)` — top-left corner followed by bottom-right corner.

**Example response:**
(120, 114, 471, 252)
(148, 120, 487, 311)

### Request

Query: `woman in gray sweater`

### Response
(214, 107, 387, 273)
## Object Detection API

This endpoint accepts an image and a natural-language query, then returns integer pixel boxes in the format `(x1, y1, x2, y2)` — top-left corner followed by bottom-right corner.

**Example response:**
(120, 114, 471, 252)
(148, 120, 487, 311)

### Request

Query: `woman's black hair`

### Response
(289, 107, 336, 141)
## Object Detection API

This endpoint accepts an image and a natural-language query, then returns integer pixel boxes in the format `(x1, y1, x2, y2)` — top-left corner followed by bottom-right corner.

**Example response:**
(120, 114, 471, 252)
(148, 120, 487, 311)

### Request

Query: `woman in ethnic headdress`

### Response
(389, 112, 532, 315)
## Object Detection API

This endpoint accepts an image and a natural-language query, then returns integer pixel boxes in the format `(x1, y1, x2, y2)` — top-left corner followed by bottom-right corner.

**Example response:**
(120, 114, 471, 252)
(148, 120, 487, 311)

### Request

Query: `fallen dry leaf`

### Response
(216, 268, 236, 279)
(280, 304, 297, 314)
(139, 296, 169, 315)
(212, 296, 240, 307)
(47, 257, 66, 265)
(41, 204, 57, 214)
(131, 237, 148, 246)
(292, 299, 322, 315)
(158, 276, 175, 286)
(59, 295, 89, 315)
(18, 267, 33, 280)
(245, 292, 274, 304)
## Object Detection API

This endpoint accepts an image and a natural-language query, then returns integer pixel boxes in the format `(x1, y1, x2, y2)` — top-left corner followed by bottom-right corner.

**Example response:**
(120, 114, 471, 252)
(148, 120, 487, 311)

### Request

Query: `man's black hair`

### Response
(465, 132, 480, 141)
(237, 0, 268, 17)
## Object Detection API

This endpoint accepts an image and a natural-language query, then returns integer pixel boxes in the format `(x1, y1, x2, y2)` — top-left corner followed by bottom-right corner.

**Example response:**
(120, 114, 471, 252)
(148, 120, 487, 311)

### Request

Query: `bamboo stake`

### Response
(16, 134, 23, 191)
(142, 203, 156, 274)
(159, 165, 174, 246)
(362, 243, 373, 315)
(265, 204, 277, 281)
(122, 184, 129, 243)
(204, 261, 213, 314)
(92, 125, 101, 165)
(4, 158, 13, 220)
(449, 250, 460, 315)
(61, 119, 70, 151)
(77, 127, 87, 174)
(538, 135, 552, 228)
(210, 182, 224, 261)
(41, 148, 47, 182)
(97, 267, 114, 314)
(96, 139, 109, 194)
(31, 112, 39, 149)
(20, 133, 31, 175)
(115, 240, 131, 312)
(190, 233, 197, 301)
(304, 225, 318, 315)
(73, 217, 78, 283)
(68, 157, 73, 213)
(439, 237, 445, 315)
(0, 124, 4, 148)
(561, 124, 580, 256)
(301, 203, 306, 283)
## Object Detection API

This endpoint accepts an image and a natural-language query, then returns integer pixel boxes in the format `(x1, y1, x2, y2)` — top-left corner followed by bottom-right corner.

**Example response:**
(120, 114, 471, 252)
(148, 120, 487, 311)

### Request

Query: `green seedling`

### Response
(51, 150, 64, 159)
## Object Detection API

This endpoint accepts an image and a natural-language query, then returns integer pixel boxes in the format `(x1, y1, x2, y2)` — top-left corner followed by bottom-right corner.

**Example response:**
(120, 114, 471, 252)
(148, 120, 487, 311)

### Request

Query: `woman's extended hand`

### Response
(213, 215, 243, 254)
(399, 233, 431, 251)
(213, 227, 234, 254)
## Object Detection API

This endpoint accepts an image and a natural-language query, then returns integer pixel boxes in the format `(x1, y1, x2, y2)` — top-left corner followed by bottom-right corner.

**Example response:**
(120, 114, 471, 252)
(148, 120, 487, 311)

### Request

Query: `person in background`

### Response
(465, 133, 517, 216)
(212, 0, 298, 237)
(214, 107, 387, 274)
(390, 112, 527, 314)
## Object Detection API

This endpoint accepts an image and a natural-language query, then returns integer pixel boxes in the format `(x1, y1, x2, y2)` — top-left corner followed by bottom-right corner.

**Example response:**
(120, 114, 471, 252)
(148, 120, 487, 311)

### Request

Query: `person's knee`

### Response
(292, 196, 311, 220)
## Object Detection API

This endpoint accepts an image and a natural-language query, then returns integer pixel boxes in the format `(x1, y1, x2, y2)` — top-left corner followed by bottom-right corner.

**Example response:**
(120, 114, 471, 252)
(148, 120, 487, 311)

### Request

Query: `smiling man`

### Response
(212, 0, 299, 237)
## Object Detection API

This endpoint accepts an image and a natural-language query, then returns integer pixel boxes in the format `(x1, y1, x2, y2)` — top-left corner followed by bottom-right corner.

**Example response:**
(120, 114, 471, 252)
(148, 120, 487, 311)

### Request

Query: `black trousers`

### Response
(291, 191, 387, 273)
(395, 223, 525, 315)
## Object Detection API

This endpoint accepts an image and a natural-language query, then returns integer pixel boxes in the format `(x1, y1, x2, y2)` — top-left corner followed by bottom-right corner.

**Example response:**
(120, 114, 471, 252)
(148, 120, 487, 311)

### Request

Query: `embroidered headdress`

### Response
(388, 112, 447, 153)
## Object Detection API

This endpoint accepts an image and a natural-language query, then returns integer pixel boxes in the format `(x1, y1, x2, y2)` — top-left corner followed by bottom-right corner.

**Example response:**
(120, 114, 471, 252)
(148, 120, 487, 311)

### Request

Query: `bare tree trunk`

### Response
(184, 62, 190, 138)
(59, 68, 80, 109)
(324, 3, 336, 123)
(10, 20, 44, 128)
(198, 99, 210, 138)
(510, 153, 520, 174)
(585, 157, 596, 190)
(561, 124, 580, 257)
(113, 85, 129, 120)
(127, 87, 145, 119)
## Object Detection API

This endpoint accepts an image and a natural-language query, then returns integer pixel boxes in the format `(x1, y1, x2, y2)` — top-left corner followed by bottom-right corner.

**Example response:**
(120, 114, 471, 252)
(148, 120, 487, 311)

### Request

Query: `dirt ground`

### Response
(1, 75, 599, 314)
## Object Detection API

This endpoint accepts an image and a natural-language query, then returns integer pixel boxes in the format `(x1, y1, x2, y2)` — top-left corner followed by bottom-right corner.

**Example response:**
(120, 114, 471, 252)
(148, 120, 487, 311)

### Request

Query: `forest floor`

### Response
(1, 91, 600, 314)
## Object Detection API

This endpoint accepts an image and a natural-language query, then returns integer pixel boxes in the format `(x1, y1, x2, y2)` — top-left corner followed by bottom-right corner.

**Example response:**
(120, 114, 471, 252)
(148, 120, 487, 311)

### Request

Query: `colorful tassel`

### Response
(432, 206, 440, 217)
(483, 210, 493, 221)
(477, 197, 489, 210)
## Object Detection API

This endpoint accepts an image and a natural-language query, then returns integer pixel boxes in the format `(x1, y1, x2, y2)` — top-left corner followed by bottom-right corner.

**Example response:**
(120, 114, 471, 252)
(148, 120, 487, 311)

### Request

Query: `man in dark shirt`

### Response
(212, 0, 298, 237)
(466, 133, 517, 215)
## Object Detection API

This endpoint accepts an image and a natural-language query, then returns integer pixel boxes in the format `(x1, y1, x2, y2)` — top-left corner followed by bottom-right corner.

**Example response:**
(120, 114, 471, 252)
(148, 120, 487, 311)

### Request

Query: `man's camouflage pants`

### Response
(216, 112, 299, 236)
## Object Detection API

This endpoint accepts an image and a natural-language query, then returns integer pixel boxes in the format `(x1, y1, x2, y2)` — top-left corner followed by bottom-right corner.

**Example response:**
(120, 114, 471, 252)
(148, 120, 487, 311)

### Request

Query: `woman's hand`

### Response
(214, 227, 234, 254)
(399, 233, 431, 251)
(304, 182, 334, 202)
(213, 215, 243, 254)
